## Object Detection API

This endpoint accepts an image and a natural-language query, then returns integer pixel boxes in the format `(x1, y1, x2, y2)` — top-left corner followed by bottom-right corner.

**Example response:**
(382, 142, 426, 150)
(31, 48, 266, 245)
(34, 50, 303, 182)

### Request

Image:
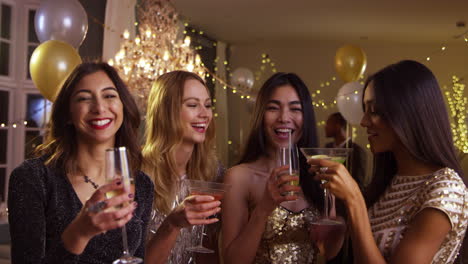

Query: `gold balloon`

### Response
(30, 40, 82, 101)
(334, 45, 367, 83)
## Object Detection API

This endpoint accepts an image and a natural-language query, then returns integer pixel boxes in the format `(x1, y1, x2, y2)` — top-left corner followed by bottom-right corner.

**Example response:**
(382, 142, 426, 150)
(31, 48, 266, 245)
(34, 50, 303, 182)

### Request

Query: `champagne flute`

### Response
(278, 144, 300, 197)
(185, 179, 230, 254)
(105, 147, 142, 264)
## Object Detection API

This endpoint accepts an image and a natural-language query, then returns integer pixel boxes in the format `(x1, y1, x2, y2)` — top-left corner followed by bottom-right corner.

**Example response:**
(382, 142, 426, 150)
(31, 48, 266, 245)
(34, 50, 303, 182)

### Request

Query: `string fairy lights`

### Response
(445, 76, 468, 153)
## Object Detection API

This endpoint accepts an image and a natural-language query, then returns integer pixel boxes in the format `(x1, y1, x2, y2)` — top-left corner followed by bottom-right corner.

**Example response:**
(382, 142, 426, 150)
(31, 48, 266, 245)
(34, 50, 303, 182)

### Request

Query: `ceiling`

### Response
(172, 0, 468, 44)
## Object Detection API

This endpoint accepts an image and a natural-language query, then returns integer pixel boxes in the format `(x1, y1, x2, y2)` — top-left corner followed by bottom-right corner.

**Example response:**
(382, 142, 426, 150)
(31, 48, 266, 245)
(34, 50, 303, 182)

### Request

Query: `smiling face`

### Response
(180, 79, 213, 145)
(69, 70, 123, 146)
(263, 85, 304, 150)
(360, 82, 400, 154)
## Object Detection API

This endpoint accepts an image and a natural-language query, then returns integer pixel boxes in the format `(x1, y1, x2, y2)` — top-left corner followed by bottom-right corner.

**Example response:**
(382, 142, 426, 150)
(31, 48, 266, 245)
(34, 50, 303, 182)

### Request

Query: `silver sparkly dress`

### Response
(368, 168, 468, 263)
(148, 170, 224, 264)
(148, 176, 197, 264)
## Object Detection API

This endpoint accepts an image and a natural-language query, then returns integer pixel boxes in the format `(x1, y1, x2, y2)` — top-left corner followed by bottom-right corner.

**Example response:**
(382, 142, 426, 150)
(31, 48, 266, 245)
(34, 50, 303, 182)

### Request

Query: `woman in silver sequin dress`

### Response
(143, 71, 222, 264)
(222, 73, 345, 264)
(308, 60, 468, 264)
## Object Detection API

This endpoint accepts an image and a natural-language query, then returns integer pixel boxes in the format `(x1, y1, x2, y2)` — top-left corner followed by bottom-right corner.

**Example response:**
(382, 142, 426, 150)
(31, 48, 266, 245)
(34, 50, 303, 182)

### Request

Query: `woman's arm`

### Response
(310, 159, 452, 264)
(222, 166, 299, 264)
(145, 195, 221, 264)
(8, 162, 48, 263)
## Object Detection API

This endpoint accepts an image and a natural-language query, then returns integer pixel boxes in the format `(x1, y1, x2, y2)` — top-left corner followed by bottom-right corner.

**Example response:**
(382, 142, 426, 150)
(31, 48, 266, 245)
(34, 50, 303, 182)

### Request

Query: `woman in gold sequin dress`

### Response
(222, 73, 345, 264)
(308, 60, 468, 264)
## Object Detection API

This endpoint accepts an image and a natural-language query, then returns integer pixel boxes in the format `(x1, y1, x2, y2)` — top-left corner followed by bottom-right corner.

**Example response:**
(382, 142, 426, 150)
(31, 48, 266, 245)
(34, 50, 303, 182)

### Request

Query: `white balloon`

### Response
(231, 67, 254, 91)
(35, 0, 88, 48)
(336, 82, 364, 125)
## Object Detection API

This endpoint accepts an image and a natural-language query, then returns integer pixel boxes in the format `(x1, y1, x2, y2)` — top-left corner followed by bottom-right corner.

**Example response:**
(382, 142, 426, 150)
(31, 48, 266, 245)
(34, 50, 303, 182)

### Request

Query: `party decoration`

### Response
(336, 82, 364, 125)
(112, 0, 206, 110)
(30, 40, 82, 101)
(230, 67, 254, 92)
(334, 45, 367, 83)
(445, 76, 468, 153)
(35, 0, 88, 48)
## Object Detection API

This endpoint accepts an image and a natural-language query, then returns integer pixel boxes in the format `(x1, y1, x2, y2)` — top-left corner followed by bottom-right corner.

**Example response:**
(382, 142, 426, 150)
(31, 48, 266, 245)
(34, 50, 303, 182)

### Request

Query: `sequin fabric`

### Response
(368, 168, 468, 263)
(254, 205, 320, 264)
(149, 210, 198, 264)
(148, 167, 225, 264)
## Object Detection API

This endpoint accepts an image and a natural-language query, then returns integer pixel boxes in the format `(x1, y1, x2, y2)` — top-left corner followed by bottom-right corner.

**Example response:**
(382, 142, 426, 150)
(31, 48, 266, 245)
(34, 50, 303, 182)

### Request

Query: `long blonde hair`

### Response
(142, 71, 217, 214)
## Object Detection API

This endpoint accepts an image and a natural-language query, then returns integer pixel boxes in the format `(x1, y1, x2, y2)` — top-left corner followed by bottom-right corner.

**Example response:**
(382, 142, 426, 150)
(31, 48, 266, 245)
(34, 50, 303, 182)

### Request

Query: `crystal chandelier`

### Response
(110, 0, 206, 110)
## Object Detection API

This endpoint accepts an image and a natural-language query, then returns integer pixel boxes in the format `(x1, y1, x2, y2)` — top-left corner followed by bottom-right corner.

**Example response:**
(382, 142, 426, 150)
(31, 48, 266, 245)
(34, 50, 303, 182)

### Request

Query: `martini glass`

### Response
(299, 148, 351, 228)
(185, 179, 230, 254)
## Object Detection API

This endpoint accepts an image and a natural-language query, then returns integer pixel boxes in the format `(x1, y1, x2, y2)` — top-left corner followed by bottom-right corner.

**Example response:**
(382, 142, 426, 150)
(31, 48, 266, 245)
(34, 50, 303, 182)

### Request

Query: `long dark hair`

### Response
(364, 60, 463, 207)
(36, 62, 142, 175)
(238, 72, 322, 209)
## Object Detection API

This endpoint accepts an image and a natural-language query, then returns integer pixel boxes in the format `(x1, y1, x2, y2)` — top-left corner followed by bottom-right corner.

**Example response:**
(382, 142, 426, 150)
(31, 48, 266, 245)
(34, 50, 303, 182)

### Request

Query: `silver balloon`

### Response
(336, 82, 364, 125)
(35, 0, 88, 48)
(231, 67, 254, 92)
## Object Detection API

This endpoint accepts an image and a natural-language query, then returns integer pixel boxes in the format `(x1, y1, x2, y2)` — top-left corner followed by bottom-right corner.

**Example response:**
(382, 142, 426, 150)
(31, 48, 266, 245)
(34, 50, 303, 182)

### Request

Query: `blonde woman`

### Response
(144, 71, 223, 264)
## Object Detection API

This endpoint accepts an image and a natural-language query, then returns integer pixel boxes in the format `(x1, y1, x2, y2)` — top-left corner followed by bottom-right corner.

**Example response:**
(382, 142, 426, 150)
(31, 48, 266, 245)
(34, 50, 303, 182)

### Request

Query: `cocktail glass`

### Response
(185, 179, 230, 254)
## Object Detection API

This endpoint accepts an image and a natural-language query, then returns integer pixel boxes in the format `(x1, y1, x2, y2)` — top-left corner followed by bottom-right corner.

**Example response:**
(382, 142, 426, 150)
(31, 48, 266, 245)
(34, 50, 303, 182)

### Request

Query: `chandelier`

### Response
(110, 0, 206, 110)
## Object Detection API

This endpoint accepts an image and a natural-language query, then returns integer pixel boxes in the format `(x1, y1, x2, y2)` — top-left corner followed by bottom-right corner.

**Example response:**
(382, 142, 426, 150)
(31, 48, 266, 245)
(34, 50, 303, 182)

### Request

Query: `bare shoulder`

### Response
(224, 163, 259, 184)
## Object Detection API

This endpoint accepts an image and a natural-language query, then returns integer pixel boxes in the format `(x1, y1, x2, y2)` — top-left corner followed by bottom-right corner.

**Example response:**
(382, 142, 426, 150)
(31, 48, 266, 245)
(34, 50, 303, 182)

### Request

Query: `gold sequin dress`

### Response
(254, 205, 320, 264)
(368, 168, 468, 263)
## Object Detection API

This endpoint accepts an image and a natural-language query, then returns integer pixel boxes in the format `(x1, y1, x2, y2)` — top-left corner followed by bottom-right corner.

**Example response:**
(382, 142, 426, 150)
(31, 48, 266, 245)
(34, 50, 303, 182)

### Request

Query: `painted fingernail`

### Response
(133, 202, 138, 208)
(128, 193, 134, 199)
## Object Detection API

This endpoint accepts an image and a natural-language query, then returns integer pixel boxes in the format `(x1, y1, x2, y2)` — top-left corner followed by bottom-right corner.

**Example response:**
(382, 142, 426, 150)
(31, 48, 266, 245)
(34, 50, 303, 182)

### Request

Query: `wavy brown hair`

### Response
(142, 71, 217, 214)
(36, 62, 142, 175)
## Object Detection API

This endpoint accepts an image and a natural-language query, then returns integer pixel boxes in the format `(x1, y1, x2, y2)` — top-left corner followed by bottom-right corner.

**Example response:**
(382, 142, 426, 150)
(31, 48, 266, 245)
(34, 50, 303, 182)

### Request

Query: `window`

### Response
(0, 89, 8, 201)
(26, 9, 39, 79)
(0, 3, 12, 76)
(24, 93, 51, 159)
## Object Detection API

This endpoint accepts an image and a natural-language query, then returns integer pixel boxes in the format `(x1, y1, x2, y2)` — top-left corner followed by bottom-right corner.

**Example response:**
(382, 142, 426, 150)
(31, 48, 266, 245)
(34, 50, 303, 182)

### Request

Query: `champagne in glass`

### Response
(185, 179, 230, 254)
(278, 144, 300, 196)
(105, 147, 142, 264)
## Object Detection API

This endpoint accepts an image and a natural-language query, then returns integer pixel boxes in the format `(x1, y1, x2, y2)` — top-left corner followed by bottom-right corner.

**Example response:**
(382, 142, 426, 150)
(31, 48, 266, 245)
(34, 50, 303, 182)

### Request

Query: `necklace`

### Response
(83, 175, 100, 190)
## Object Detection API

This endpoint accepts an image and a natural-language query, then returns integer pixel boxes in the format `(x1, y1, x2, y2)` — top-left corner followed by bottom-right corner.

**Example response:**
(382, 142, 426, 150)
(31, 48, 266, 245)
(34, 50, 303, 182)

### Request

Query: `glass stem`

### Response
(324, 188, 329, 219)
(122, 225, 131, 256)
(199, 225, 206, 247)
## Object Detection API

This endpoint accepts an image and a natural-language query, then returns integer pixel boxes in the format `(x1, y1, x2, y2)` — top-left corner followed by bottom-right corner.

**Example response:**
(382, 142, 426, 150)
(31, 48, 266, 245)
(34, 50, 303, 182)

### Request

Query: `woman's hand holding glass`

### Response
(306, 158, 352, 259)
(258, 165, 301, 214)
(62, 179, 136, 254)
(81, 179, 136, 235)
(167, 194, 221, 229)
(307, 158, 361, 206)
